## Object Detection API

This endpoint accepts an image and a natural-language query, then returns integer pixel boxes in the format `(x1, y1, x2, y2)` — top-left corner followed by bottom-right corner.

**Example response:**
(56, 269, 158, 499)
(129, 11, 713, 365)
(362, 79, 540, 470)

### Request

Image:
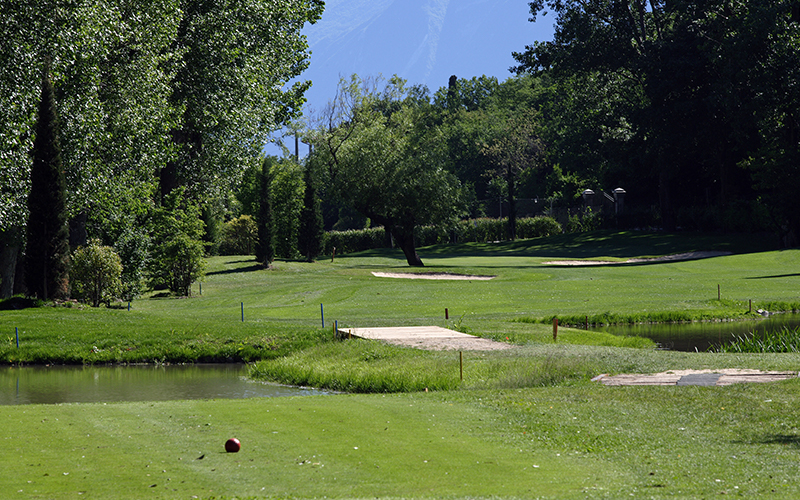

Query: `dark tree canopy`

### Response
(512, 0, 800, 236)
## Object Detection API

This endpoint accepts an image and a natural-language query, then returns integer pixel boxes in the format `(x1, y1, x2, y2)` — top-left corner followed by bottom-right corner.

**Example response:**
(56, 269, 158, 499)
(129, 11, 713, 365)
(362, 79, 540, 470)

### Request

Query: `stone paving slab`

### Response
(594, 369, 799, 386)
(339, 326, 514, 351)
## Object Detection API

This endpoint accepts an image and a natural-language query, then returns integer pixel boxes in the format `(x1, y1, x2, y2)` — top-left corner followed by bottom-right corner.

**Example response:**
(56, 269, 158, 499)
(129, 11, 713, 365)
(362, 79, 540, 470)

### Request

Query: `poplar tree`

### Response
(298, 165, 324, 262)
(26, 66, 69, 300)
(255, 158, 275, 266)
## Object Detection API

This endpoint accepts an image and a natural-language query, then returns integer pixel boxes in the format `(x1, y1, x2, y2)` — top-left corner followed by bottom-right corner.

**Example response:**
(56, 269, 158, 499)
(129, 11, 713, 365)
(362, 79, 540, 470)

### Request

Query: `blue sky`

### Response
(268, 0, 555, 155)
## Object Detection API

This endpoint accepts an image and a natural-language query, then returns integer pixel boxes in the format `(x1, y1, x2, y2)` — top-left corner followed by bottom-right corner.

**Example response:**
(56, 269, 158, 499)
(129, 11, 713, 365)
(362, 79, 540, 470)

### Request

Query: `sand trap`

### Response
(544, 251, 731, 266)
(371, 272, 495, 280)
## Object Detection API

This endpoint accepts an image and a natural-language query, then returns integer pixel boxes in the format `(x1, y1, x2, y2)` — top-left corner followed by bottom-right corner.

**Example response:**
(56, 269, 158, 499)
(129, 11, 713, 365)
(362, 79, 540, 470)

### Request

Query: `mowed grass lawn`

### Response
(5, 230, 798, 364)
(2, 230, 800, 499)
(3, 378, 800, 499)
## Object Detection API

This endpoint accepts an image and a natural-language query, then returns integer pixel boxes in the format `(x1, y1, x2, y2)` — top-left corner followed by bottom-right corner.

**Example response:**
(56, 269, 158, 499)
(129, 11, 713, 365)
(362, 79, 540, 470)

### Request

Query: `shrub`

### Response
(155, 234, 206, 297)
(147, 188, 206, 296)
(114, 225, 150, 301)
(71, 239, 123, 307)
(219, 215, 257, 255)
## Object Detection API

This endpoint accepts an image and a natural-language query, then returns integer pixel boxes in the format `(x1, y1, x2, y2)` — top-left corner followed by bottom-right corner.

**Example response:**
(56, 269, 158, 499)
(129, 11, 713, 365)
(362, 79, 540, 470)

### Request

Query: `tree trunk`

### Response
(69, 211, 87, 249)
(507, 168, 517, 240)
(391, 225, 424, 267)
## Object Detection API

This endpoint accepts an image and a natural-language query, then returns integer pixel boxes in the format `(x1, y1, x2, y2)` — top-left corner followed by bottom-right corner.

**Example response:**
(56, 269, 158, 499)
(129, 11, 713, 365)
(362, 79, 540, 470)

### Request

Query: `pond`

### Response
(594, 314, 800, 352)
(0, 364, 327, 405)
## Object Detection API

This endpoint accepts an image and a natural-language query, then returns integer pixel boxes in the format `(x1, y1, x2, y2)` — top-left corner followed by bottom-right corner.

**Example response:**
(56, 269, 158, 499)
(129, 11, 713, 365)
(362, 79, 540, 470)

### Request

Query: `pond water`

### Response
(0, 364, 327, 405)
(594, 314, 800, 352)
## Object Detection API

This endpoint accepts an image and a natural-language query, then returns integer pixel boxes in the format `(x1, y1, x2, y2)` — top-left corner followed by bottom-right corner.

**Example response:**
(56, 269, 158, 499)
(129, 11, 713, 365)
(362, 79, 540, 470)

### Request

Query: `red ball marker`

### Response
(225, 438, 241, 453)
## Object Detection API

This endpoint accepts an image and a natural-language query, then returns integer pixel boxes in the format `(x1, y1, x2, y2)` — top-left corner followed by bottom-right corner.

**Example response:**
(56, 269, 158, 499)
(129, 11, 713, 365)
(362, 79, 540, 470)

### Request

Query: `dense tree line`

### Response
(512, 0, 800, 239)
(5, 0, 798, 297)
(0, 0, 323, 298)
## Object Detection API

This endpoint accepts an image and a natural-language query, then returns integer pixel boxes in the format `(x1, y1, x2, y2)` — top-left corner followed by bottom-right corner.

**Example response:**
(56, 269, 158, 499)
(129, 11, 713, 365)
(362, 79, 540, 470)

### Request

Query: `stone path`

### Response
(339, 326, 514, 351)
(593, 369, 799, 386)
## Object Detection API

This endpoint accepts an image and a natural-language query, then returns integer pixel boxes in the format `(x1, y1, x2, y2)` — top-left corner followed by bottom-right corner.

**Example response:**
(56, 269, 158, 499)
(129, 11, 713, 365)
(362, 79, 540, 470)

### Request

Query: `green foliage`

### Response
(298, 165, 324, 261)
(512, 0, 800, 235)
(219, 215, 257, 256)
(310, 74, 463, 267)
(255, 158, 275, 265)
(1, 0, 180, 235)
(147, 189, 206, 296)
(26, 67, 70, 300)
(269, 158, 304, 259)
(153, 234, 206, 297)
(113, 224, 150, 301)
(321, 217, 563, 255)
(70, 239, 123, 307)
(164, 0, 323, 201)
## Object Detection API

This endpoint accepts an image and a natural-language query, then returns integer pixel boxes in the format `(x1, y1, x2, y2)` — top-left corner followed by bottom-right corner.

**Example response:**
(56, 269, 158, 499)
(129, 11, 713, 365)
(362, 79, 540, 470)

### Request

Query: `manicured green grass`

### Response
(4, 371, 800, 499)
(3, 230, 800, 499)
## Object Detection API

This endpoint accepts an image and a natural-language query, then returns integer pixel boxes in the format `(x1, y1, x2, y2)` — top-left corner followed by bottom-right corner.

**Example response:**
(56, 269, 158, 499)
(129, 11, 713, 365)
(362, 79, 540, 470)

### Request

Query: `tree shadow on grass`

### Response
(745, 273, 800, 280)
(206, 264, 264, 276)
(744, 434, 800, 449)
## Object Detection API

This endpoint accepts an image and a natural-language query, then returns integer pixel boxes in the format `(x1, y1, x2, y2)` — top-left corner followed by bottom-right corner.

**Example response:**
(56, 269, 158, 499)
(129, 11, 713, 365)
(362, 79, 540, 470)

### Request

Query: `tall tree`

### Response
(0, 0, 182, 293)
(310, 75, 463, 267)
(512, 0, 798, 232)
(298, 165, 324, 262)
(161, 0, 324, 202)
(255, 158, 275, 266)
(25, 66, 69, 300)
(481, 109, 545, 240)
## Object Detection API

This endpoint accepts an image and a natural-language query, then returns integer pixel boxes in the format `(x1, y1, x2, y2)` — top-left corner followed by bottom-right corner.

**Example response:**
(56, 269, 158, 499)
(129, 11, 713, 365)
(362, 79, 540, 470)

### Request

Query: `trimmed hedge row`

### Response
(322, 216, 562, 255)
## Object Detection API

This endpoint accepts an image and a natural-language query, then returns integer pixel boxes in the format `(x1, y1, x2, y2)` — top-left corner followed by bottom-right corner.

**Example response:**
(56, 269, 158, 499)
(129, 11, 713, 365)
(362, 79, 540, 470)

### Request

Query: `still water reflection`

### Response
(0, 364, 327, 405)
(594, 314, 800, 352)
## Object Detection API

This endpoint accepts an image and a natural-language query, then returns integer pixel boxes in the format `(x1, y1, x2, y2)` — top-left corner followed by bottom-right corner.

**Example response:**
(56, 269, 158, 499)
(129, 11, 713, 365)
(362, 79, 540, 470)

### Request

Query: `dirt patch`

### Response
(544, 250, 731, 266)
(371, 272, 496, 280)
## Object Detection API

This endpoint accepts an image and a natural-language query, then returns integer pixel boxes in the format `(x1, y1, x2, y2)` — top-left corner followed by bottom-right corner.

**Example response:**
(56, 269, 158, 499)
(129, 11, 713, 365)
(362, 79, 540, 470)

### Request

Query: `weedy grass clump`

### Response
(717, 326, 800, 353)
(250, 339, 462, 392)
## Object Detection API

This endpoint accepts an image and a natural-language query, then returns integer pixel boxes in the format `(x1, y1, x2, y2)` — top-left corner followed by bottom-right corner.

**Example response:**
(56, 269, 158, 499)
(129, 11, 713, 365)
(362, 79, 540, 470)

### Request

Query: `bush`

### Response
(154, 234, 206, 297)
(147, 188, 207, 296)
(219, 215, 257, 255)
(114, 226, 150, 301)
(71, 239, 123, 307)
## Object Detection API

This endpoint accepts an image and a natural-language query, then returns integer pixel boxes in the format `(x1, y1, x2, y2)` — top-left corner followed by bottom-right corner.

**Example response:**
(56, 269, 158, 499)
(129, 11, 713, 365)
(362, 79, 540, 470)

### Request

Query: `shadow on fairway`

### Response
(752, 434, 800, 449)
(206, 263, 265, 276)
(337, 230, 779, 263)
(745, 273, 800, 280)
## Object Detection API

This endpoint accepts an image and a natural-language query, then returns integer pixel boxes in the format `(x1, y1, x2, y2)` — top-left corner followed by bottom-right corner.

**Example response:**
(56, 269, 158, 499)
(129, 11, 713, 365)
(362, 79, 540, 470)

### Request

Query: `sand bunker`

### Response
(371, 272, 495, 280)
(544, 250, 731, 266)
